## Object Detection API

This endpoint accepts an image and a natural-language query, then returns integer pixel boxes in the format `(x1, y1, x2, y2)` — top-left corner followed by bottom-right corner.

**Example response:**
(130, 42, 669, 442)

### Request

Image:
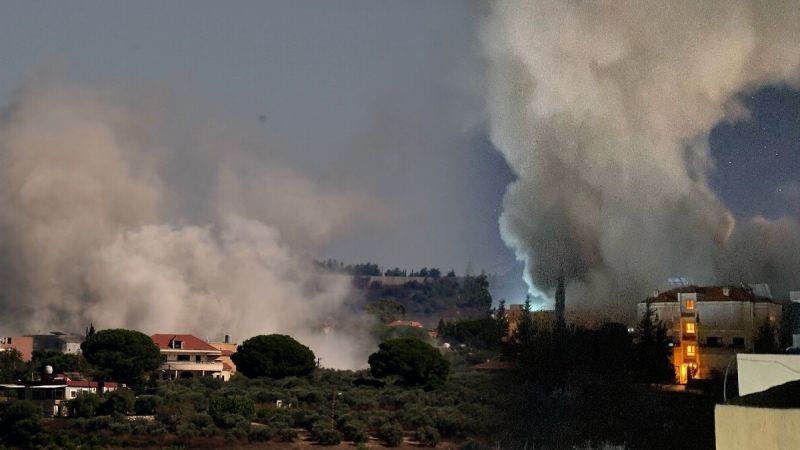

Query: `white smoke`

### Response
(483, 1, 800, 316)
(0, 81, 382, 369)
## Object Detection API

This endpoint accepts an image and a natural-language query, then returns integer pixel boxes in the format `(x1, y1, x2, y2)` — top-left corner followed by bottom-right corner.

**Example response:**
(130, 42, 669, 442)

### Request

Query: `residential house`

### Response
(208, 335, 237, 380)
(0, 336, 34, 361)
(639, 285, 783, 383)
(151, 334, 227, 380)
(0, 372, 119, 417)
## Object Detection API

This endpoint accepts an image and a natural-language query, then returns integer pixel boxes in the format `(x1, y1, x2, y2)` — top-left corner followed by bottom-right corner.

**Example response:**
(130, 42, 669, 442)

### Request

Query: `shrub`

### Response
(277, 426, 298, 442)
(191, 412, 214, 429)
(208, 394, 255, 423)
(341, 420, 368, 443)
(460, 438, 485, 450)
(134, 395, 162, 415)
(248, 425, 275, 442)
(379, 421, 404, 447)
(0, 400, 43, 447)
(415, 425, 441, 447)
(313, 425, 343, 445)
(99, 388, 135, 415)
(218, 413, 251, 432)
(85, 416, 113, 431)
(69, 392, 102, 418)
(369, 338, 450, 388)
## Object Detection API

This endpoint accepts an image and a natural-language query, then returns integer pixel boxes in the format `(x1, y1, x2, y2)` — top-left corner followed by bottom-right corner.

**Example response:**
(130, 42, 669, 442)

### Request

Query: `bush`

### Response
(379, 421, 404, 447)
(69, 391, 102, 418)
(134, 395, 162, 415)
(218, 413, 251, 432)
(85, 415, 113, 431)
(459, 438, 485, 450)
(313, 426, 343, 445)
(415, 425, 441, 447)
(99, 388, 135, 415)
(208, 394, 255, 423)
(0, 400, 43, 447)
(341, 420, 368, 443)
(277, 426, 298, 442)
(248, 425, 275, 442)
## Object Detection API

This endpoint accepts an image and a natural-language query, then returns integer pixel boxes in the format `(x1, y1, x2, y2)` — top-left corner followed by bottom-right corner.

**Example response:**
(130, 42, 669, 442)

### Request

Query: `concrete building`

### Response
(27, 332, 84, 355)
(639, 285, 782, 383)
(0, 336, 34, 361)
(151, 334, 227, 380)
(208, 335, 237, 381)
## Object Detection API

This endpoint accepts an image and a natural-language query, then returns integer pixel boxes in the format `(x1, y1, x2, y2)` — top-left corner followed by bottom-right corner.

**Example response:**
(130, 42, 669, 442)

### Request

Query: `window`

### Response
(685, 299, 695, 310)
(686, 345, 696, 357)
(71, 391, 77, 398)
(733, 337, 745, 347)
(706, 336, 720, 347)
(171, 340, 183, 349)
(195, 355, 202, 363)
(177, 354, 190, 361)
(685, 323, 696, 334)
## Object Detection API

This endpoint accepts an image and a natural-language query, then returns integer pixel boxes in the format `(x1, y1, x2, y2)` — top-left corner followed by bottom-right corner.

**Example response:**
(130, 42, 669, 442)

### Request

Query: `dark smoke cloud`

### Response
(0, 81, 384, 368)
(483, 1, 800, 316)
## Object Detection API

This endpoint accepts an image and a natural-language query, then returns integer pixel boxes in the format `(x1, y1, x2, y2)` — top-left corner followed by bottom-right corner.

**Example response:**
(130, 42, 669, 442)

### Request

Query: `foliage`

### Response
(378, 421, 404, 447)
(0, 348, 28, 383)
(80, 328, 162, 387)
(248, 425, 274, 442)
(365, 299, 407, 324)
(439, 317, 505, 351)
(30, 349, 89, 376)
(312, 423, 343, 445)
(69, 391, 102, 418)
(208, 394, 256, 423)
(415, 425, 441, 447)
(0, 400, 43, 447)
(134, 394, 163, 415)
(99, 388, 135, 415)
(369, 338, 450, 388)
(633, 302, 675, 383)
(231, 334, 316, 379)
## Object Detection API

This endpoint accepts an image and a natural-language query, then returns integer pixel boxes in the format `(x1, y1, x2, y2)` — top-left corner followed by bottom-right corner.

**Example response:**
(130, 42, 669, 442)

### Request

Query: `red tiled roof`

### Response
(151, 334, 219, 351)
(222, 362, 234, 371)
(221, 349, 234, 356)
(387, 320, 424, 328)
(66, 380, 119, 388)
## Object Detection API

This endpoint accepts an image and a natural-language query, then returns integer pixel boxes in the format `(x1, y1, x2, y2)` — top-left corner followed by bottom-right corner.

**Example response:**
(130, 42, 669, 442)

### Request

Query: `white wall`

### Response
(737, 353, 800, 396)
(715, 405, 800, 450)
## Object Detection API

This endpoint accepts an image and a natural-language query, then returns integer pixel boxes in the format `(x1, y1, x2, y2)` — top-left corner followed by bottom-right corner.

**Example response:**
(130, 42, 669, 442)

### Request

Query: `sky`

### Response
(1, 1, 799, 312)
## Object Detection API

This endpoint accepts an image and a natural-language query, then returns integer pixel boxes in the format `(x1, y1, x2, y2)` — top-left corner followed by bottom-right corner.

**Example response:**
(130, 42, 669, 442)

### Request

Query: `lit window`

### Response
(685, 299, 695, 310)
(686, 345, 696, 357)
(685, 323, 696, 334)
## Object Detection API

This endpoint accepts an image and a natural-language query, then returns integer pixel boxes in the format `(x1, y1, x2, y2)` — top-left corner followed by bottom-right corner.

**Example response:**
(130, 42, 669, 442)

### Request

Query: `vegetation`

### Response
(231, 334, 316, 379)
(0, 348, 28, 383)
(369, 338, 450, 388)
(80, 328, 162, 387)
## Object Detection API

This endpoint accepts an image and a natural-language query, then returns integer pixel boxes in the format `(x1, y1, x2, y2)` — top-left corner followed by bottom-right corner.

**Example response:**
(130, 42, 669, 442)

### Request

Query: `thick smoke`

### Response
(0, 82, 382, 369)
(483, 1, 800, 316)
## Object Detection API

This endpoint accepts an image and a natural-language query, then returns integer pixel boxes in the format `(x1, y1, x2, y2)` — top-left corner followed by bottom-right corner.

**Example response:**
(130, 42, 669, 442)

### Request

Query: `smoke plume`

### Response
(0, 81, 382, 369)
(483, 1, 800, 316)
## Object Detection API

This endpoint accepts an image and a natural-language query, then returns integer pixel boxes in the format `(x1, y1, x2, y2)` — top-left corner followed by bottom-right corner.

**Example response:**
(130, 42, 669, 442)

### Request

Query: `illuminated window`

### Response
(686, 345, 696, 357)
(685, 299, 695, 310)
(685, 323, 696, 334)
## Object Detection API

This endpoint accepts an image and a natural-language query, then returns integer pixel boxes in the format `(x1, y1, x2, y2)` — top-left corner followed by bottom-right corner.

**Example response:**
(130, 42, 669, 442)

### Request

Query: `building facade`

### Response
(0, 373, 119, 417)
(639, 286, 783, 383)
(151, 334, 226, 380)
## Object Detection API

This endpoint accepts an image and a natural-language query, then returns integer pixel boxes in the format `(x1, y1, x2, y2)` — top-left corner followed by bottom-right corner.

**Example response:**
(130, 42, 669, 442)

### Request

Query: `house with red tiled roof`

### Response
(151, 334, 227, 381)
(0, 372, 120, 417)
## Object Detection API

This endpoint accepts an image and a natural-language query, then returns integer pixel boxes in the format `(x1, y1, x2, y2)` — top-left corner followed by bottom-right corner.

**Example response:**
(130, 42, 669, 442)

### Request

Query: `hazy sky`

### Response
(1, 1, 798, 306)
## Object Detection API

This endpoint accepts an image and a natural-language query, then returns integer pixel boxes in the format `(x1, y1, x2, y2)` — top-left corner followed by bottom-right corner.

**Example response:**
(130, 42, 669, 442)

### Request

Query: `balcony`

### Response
(158, 361, 223, 373)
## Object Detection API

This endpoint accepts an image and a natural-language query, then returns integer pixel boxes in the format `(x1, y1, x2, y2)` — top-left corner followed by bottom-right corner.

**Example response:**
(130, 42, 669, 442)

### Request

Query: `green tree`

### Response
(98, 388, 135, 415)
(208, 394, 255, 423)
(0, 400, 42, 447)
(68, 391, 102, 418)
(231, 334, 316, 379)
(0, 348, 28, 383)
(30, 349, 89, 375)
(634, 301, 675, 383)
(369, 338, 450, 388)
(364, 299, 406, 324)
(80, 329, 162, 387)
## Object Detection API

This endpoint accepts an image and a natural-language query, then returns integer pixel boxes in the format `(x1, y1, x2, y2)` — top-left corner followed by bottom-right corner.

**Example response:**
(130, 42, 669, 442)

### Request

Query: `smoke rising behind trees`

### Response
(483, 0, 800, 316)
(0, 82, 382, 369)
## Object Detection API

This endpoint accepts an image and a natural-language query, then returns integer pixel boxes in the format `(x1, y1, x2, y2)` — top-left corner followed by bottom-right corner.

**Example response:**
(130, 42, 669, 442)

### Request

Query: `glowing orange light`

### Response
(686, 345, 696, 357)
(685, 299, 695, 310)
(685, 323, 696, 334)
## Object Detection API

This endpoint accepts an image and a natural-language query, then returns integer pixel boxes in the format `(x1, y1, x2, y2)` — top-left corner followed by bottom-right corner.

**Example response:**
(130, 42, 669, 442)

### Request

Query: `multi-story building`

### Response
(639, 285, 783, 383)
(208, 335, 237, 381)
(151, 334, 227, 380)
